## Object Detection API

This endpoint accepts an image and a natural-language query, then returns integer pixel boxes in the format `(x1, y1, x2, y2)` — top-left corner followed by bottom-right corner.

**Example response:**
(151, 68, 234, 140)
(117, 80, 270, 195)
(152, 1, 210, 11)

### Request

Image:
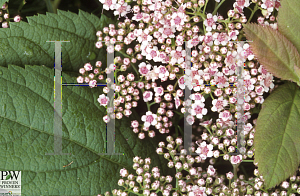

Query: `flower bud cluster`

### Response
(0, 2, 23, 28)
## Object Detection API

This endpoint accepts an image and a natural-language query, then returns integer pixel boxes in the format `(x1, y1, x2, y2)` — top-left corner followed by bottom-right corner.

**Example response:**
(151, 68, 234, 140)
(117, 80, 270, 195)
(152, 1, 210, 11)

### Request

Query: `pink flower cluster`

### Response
(84, 0, 290, 195)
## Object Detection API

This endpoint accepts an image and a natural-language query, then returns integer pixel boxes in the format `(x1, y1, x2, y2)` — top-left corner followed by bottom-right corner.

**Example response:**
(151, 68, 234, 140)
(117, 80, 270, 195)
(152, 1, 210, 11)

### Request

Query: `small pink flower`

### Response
(203, 46, 211, 53)
(154, 65, 169, 80)
(127, 73, 135, 81)
(211, 96, 228, 112)
(214, 89, 223, 97)
(2, 22, 8, 28)
(230, 155, 242, 164)
(138, 62, 151, 75)
(97, 94, 110, 106)
(178, 76, 186, 89)
(207, 165, 216, 176)
(186, 115, 195, 125)
(1, 2, 7, 10)
(93, 68, 99, 74)
(120, 168, 128, 177)
(100, 0, 117, 10)
(191, 100, 207, 119)
(260, 72, 274, 92)
(219, 110, 232, 121)
(258, 65, 269, 75)
(89, 73, 94, 79)
(77, 76, 84, 83)
(188, 185, 207, 196)
(95, 61, 102, 67)
(84, 63, 93, 71)
(226, 129, 235, 137)
(143, 91, 153, 102)
(211, 137, 219, 145)
(174, 96, 181, 109)
(204, 13, 218, 32)
(228, 30, 239, 40)
(132, 12, 143, 21)
(145, 69, 159, 82)
(214, 72, 229, 88)
(213, 32, 229, 46)
(244, 75, 256, 91)
(154, 86, 164, 97)
(106, 45, 114, 53)
(158, 25, 176, 39)
(170, 46, 186, 64)
(114, 3, 131, 17)
(195, 141, 213, 160)
(89, 80, 97, 88)
(141, 111, 158, 127)
(3, 13, 9, 19)
(187, 35, 202, 48)
(103, 115, 110, 123)
(84, 77, 90, 83)
(200, 118, 212, 128)
(171, 12, 185, 27)
(202, 73, 211, 81)
(131, 120, 139, 128)
(79, 68, 85, 74)
(229, 97, 236, 104)
(255, 85, 264, 95)
(190, 93, 205, 102)
(226, 171, 234, 179)
(189, 168, 197, 176)
(95, 41, 103, 48)
(123, 109, 132, 117)
(14, 15, 21, 22)
(243, 43, 254, 60)
(146, 46, 160, 62)
(261, 0, 275, 12)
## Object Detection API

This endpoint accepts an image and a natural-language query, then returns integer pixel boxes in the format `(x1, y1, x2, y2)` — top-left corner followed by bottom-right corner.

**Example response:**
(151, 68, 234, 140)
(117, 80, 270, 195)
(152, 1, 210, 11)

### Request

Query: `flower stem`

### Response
(203, 0, 209, 15)
(246, 3, 259, 24)
(209, 92, 215, 100)
(242, 159, 254, 162)
(177, 125, 184, 136)
(212, 0, 226, 15)
(233, 164, 239, 181)
(141, 88, 151, 111)
(205, 126, 213, 136)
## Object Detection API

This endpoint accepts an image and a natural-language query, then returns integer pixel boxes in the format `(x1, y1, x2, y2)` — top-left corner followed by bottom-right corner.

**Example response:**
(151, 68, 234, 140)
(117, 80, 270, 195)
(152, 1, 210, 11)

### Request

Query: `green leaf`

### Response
(0, 0, 7, 7)
(0, 65, 175, 195)
(5, 174, 11, 180)
(243, 23, 300, 86)
(277, 0, 300, 54)
(99, 13, 118, 32)
(0, 9, 108, 73)
(254, 82, 300, 189)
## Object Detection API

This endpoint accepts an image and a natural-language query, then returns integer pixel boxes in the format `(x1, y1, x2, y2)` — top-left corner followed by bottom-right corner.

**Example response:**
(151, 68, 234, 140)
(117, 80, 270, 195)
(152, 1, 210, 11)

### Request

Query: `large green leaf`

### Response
(254, 82, 300, 189)
(243, 23, 300, 86)
(0, 9, 113, 74)
(277, 0, 300, 54)
(0, 64, 174, 195)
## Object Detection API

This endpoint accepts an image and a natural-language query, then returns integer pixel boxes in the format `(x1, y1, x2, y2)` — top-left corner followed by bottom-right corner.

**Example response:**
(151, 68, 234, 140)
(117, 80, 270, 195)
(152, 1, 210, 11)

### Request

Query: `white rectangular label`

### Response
(0, 171, 21, 195)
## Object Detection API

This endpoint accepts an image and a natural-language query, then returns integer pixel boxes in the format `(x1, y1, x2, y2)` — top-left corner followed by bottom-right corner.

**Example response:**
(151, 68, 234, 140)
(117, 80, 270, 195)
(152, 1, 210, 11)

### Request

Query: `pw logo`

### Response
(0, 171, 20, 181)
